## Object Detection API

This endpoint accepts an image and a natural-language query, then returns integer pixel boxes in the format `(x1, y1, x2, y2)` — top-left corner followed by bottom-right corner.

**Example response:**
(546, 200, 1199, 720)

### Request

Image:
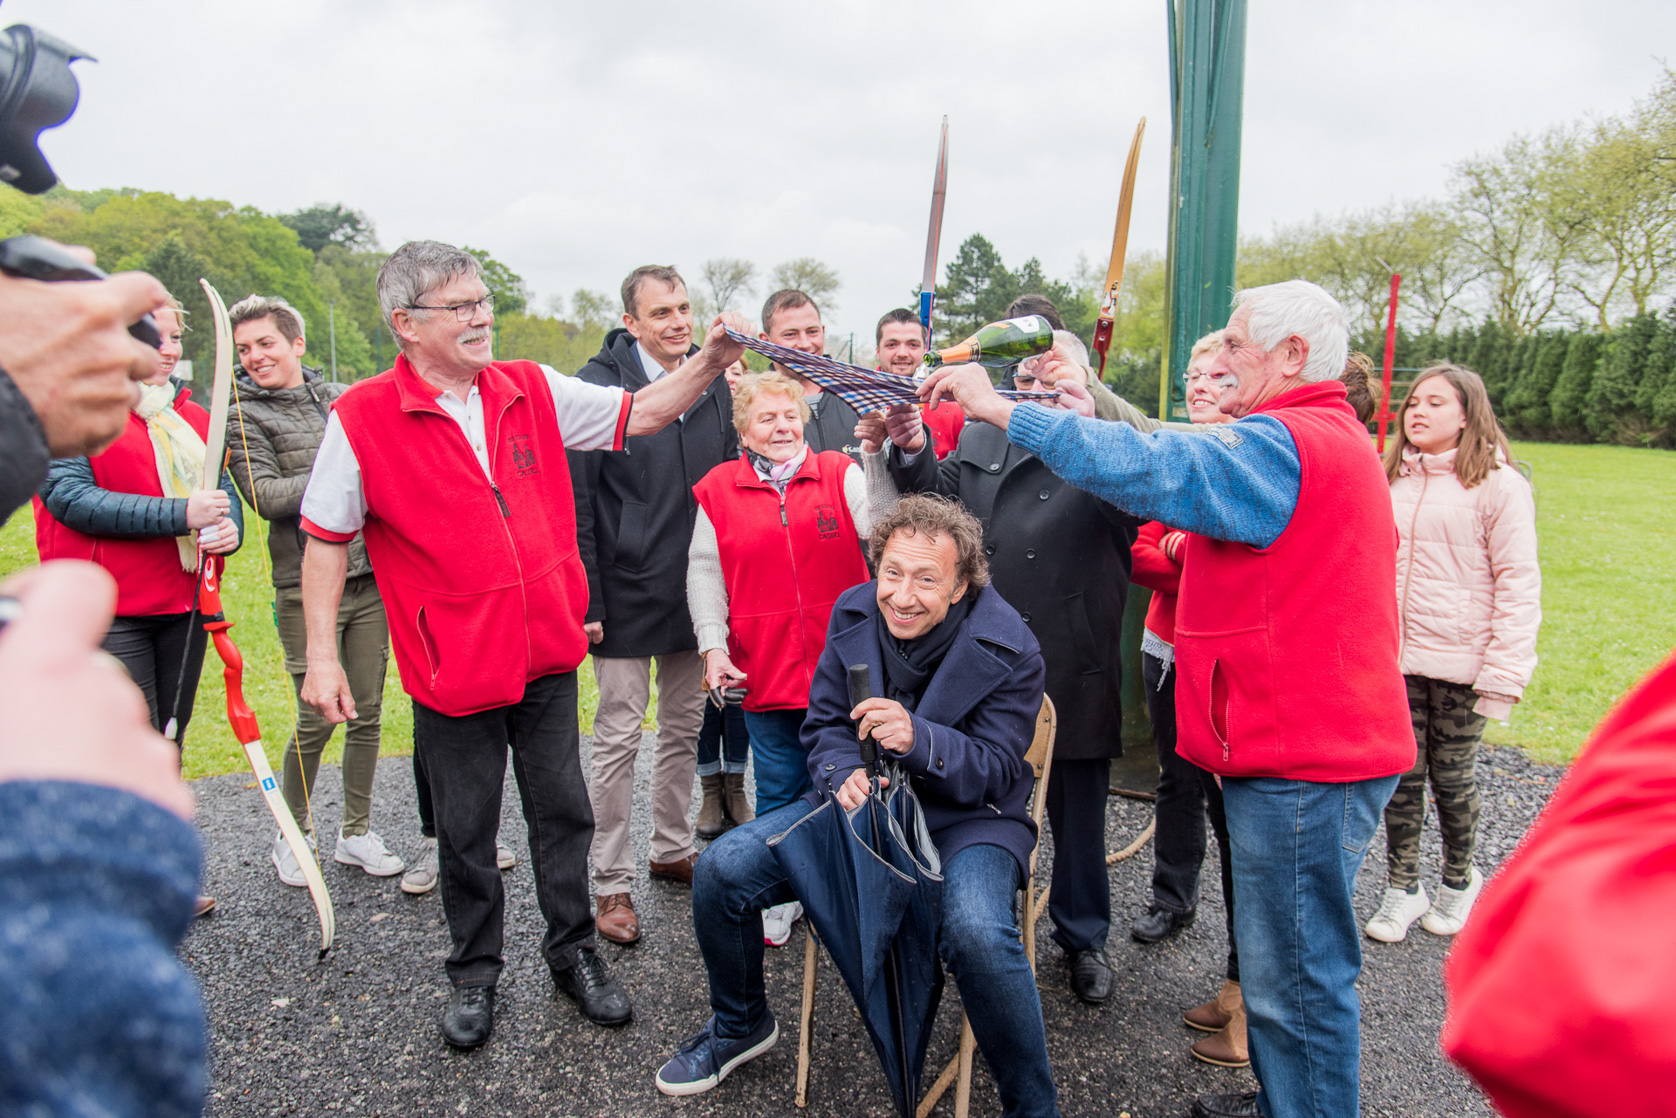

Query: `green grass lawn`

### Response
(0, 508, 611, 780)
(5, 439, 1672, 774)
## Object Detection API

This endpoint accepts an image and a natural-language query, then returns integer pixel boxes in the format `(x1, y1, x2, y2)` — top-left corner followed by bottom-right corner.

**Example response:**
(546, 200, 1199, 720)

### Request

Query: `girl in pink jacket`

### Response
(1365, 365, 1541, 944)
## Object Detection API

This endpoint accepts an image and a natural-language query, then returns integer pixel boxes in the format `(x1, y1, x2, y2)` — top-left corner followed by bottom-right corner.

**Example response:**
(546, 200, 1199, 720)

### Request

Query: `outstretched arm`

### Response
(623, 313, 750, 436)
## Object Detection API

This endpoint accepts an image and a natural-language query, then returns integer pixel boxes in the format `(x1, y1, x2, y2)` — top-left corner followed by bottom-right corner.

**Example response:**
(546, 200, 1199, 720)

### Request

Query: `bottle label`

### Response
(1002, 315, 1046, 334)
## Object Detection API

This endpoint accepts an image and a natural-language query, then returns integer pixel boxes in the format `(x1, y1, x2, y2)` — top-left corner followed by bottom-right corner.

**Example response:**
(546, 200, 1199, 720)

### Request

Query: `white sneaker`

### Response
(272, 830, 315, 889)
(497, 841, 517, 870)
(334, 830, 406, 877)
(1421, 867, 1484, 936)
(1365, 884, 1430, 943)
(402, 838, 439, 895)
(762, 900, 803, 948)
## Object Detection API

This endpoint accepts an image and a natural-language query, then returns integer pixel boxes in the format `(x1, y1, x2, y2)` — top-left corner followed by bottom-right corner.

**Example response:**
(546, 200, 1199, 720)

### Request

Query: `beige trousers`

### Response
(588, 652, 705, 894)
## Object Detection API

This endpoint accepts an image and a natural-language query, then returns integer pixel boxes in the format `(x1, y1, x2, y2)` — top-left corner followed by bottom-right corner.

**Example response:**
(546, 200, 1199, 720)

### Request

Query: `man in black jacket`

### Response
(569, 266, 737, 944)
(876, 372, 1140, 1006)
(759, 289, 865, 461)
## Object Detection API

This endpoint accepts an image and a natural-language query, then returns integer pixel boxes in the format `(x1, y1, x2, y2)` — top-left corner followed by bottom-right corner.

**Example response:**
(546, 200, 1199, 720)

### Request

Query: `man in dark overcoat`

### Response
(879, 385, 1139, 1004)
(569, 265, 738, 944)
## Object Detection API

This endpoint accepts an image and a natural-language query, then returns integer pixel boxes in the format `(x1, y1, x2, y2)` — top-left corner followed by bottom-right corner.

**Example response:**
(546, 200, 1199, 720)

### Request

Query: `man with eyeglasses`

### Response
(296, 241, 749, 1050)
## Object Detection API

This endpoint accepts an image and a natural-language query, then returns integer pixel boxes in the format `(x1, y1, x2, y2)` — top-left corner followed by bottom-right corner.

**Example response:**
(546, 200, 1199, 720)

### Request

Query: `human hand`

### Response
(1162, 530, 1189, 561)
(1053, 377, 1096, 417)
(301, 658, 356, 724)
(883, 402, 926, 452)
(699, 311, 753, 371)
(850, 696, 915, 754)
(186, 488, 231, 530)
(855, 411, 887, 455)
(704, 648, 746, 691)
(835, 767, 890, 811)
(197, 517, 239, 556)
(584, 621, 604, 644)
(0, 561, 193, 820)
(919, 363, 1013, 429)
(1031, 341, 1088, 389)
(0, 257, 168, 456)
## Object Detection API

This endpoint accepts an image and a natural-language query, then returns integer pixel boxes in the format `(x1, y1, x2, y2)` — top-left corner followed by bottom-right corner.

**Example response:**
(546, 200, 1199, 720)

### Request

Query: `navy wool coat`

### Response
(802, 581, 1047, 878)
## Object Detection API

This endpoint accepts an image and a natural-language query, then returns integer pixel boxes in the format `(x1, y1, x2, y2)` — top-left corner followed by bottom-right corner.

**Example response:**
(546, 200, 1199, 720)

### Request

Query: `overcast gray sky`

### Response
(10, 0, 1675, 345)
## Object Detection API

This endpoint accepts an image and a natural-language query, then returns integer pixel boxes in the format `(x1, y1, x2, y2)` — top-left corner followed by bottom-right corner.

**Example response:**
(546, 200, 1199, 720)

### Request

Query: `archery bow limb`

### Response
(1092, 117, 1147, 380)
(196, 278, 335, 958)
(919, 115, 949, 350)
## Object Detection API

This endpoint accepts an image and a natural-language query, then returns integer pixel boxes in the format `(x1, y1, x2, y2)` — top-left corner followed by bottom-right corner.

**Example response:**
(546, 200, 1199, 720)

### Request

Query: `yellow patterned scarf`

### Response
(135, 381, 207, 571)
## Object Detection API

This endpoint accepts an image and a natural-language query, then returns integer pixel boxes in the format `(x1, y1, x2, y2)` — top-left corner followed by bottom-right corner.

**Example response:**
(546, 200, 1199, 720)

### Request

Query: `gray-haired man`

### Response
(296, 241, 750, 1050)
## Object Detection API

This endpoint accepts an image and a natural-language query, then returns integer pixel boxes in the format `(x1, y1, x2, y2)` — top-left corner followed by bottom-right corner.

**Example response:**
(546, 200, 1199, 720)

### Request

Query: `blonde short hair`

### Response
(731, 371, 811, 433)
(1189, 330, 1223, 362)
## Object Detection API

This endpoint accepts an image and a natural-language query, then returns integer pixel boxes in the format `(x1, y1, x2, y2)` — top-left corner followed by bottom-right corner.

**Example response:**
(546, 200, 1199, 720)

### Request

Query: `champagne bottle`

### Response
(923, 315, 1054, 370)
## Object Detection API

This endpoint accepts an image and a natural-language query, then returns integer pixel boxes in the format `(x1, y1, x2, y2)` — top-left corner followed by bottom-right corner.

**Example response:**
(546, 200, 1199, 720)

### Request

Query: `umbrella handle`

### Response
(848, 663, 879, 781)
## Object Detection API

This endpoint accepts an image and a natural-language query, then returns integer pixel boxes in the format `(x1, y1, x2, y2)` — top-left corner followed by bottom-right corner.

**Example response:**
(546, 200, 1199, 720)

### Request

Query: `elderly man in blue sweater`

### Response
(654, 494, 1058, 1118)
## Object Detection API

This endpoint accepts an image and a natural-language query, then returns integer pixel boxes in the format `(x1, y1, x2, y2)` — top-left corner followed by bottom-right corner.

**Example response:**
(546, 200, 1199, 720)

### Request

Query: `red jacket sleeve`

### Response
(1129, 520, 1182, 596)
(1442, 648, 1676, 1118)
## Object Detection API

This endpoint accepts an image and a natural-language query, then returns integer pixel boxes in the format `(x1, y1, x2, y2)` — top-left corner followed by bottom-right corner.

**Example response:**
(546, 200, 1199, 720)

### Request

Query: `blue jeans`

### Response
(693, 802, 1060, 1118)
(742, 709, 813, 814)
(1222, 774, 1399, 1118)
(696, 701, 751, 777)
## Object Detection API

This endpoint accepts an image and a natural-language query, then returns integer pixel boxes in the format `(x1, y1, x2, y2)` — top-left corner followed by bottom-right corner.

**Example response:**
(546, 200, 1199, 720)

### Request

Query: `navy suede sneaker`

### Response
(654, 1012, 779, 1097)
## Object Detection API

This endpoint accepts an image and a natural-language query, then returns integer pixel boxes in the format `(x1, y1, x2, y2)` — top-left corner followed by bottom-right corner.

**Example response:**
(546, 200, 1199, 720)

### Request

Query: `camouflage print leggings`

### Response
(1384, 675, 1486, 890)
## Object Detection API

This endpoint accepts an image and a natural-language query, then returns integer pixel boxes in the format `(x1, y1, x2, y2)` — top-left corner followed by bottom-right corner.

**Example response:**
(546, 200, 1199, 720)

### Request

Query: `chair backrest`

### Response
(1024, 696, 1057, 832)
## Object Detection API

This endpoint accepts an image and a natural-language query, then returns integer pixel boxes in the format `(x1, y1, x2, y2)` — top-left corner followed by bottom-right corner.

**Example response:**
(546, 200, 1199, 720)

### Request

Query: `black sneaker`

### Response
(553, 947, 632, 1026)
(1068, 947, 1113, 1004)
(441, 984, 495, 1049)
(1131, 904, 1196, 943)
(655, 1013, 779, 1097)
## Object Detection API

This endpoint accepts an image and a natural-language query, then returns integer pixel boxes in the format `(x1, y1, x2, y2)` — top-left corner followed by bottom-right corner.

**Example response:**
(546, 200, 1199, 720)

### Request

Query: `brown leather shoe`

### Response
(1191, 999, 1249, 1067)
(649, 852, 699, 886)
(1184, 978, 1241, 1032)
(595, 892, 640, 945)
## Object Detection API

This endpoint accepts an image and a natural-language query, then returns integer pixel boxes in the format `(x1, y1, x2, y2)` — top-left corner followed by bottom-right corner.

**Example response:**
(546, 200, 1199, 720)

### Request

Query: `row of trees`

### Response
(1236, 70, 1676, 339)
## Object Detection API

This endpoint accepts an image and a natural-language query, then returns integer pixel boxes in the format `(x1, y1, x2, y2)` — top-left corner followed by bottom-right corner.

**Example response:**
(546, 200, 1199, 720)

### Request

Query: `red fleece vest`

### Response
(692, 452, 868, 712)
(33, 385, 216, 617)
(330, 356, 593, 716)
(1173, 381, 1414, 782)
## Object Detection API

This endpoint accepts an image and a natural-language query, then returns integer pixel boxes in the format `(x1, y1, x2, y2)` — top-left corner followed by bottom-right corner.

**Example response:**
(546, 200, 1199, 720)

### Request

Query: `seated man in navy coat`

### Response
(654, 494, 1060, 1118)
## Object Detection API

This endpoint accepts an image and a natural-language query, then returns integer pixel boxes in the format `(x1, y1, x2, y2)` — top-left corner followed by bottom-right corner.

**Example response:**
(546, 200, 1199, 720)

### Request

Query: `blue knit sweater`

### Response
(1006, 403, 1302, 548)
(0, 782, 205, 1117)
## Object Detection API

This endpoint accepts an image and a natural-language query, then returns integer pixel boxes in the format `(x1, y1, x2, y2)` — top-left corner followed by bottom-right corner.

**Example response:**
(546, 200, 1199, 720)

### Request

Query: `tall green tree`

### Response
(1548, 332, 1604, 434)
(768, 257, 840, 311)
(279, 203, 378, 253)
(1469, 320, 1510, 406)
(1586, 312, 1657, 440)
(1633, 305, 1676, 421)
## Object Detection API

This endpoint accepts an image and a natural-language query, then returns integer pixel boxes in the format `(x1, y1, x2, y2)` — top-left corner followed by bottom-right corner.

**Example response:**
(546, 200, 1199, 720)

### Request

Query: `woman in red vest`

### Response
(688, 370, 874, 946)
(35, 299, 244, 750)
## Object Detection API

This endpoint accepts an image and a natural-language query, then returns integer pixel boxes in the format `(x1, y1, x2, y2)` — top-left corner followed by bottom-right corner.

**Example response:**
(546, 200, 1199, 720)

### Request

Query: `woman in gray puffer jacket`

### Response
(223, 296, 407, 888)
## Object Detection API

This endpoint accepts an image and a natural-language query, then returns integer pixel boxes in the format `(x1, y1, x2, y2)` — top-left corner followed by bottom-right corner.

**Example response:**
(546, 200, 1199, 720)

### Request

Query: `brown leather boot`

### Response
(723, 772, 754, 826)
(595, 892, 640, 945)
(1184, 979, 1241, 1032)
(696, 775, 728, 839)
(1191, 999, 1249, 1067)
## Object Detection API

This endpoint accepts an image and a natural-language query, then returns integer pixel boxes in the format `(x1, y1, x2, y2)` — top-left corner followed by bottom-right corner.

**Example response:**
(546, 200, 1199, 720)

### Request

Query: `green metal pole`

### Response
(1162, 0, 1247, 421)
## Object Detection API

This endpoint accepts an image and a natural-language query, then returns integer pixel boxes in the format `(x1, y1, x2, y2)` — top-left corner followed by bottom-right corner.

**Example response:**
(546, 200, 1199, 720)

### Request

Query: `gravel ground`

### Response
(183, 739, 1558, 1117)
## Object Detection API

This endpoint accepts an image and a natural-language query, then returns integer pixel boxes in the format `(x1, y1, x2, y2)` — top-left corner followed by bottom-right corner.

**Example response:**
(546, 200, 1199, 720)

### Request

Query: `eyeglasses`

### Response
(1185, 371, 1221, 386)
(408, 296, 494, 321)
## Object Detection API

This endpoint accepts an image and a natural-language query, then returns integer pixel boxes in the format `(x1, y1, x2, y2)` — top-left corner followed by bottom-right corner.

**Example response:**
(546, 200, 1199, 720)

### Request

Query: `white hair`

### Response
(1233, 280, 1349, 383)
(1052, 329, 1090, 369)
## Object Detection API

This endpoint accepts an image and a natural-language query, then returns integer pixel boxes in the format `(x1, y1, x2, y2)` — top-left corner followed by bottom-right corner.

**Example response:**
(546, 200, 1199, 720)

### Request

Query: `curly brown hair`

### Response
(868, 493, 990, 589)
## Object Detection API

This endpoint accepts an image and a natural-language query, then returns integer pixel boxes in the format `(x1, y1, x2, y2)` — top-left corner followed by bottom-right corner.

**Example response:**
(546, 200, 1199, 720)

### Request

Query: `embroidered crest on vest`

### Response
(510, 434, 539, 476)
(816, 505, 840, 539)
